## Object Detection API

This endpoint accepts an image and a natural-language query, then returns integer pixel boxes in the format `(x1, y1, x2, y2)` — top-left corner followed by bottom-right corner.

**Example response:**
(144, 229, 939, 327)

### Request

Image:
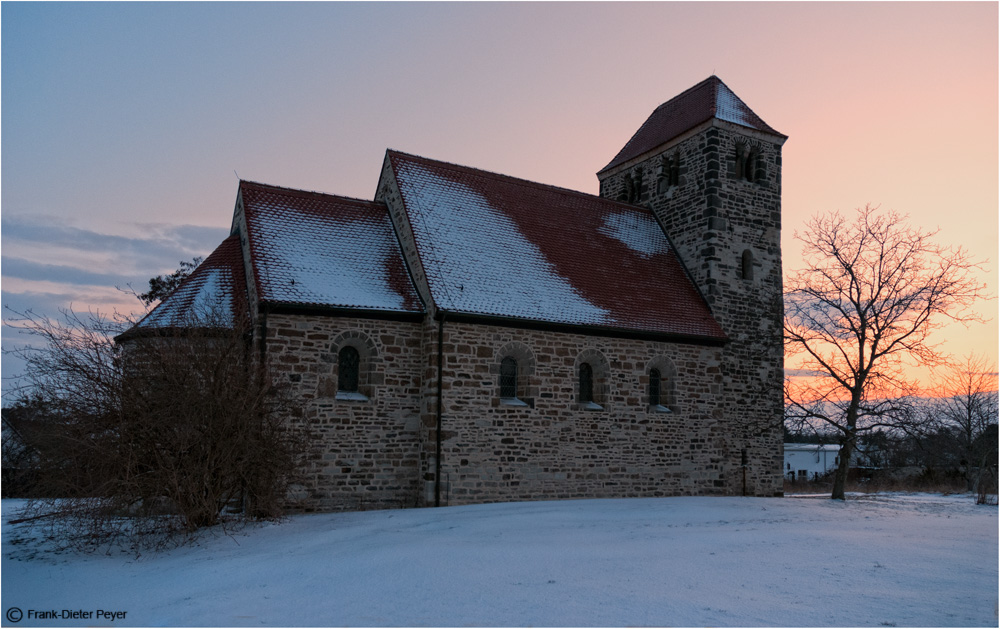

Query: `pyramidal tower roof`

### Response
(599, 76, 786, 174)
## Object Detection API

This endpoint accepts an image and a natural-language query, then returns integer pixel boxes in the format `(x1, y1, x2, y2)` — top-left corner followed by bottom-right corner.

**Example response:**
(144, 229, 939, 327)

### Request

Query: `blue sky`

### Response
(3, 2, 997, 394)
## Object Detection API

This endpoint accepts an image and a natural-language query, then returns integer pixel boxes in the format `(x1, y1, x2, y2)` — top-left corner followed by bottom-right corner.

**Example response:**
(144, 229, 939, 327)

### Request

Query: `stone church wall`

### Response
(264, 312, 738, 512)
(264, 313, 425, 512)
(430, 321, 730, 505)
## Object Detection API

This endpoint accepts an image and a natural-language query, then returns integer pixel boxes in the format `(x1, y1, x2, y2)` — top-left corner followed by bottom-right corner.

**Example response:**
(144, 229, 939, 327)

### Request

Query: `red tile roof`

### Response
(136, 234, 249, 329)
(600, 76, 786, 174)
(388, 151, 726, 342)
(239, 181, 423, 313)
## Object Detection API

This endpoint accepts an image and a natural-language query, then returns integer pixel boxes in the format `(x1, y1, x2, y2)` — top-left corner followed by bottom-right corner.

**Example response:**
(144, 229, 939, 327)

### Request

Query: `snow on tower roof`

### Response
(388, 151, 726, 342)
(600, 76, 786, 174)
(240, 181, 423, 313)
(135, 234, 249, 330)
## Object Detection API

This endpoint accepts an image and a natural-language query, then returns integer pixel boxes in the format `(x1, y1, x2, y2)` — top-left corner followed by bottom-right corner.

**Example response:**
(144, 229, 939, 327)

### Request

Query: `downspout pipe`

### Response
(258, 304, 269, 364)
(435, 312, 445, 507)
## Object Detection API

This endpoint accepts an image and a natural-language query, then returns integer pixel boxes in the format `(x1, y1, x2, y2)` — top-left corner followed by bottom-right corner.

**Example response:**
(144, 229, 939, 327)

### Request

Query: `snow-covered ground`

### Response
(2, 493, 996, 627)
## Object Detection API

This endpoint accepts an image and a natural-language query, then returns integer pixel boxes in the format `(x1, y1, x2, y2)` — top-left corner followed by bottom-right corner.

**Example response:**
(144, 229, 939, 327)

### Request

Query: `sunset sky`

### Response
(2, 2, 997, 393)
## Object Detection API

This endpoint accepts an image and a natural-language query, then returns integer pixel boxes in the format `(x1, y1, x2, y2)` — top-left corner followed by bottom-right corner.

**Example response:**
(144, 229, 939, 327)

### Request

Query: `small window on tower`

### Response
(735, 145, 757, 183)
(622, 174, 635, 202)
(741, 249, 754, 281)
(657, 155, 681, 193)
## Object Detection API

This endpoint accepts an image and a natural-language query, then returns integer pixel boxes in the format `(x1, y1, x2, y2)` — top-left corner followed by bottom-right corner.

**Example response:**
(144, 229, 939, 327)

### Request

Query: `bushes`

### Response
(5, 309, 304, 552)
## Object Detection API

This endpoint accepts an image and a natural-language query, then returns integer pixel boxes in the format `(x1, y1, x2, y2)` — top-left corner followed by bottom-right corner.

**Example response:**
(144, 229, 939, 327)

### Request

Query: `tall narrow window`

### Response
(500, 357, 518, 399)
(741, 249, 754, 281)
(579, 363, 594, 403)
(649, 368, 662, 407)
(744, 150, 756, 182)
(338, 346, 360, 392)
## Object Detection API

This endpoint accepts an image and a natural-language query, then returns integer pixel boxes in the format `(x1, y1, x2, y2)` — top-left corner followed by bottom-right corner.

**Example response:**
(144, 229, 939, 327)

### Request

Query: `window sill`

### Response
(579, 402, 604, 411)
(335, 391, 369, 402)
(499, 397, 529, 408)
(649, 404, 672, 413)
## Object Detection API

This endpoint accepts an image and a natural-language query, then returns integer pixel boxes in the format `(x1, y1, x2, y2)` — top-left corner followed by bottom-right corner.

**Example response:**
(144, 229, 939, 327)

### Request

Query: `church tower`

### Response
(597, 76, 787, 496)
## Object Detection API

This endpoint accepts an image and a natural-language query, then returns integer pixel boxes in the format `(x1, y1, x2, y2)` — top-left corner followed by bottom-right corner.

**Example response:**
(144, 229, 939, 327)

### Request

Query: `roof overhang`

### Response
(259, 301, 425, 323)
(434, 309, 728, 347)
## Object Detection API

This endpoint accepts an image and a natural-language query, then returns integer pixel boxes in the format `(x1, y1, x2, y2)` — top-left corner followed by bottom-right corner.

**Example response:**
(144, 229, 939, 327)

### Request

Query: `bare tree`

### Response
(4, 307, 304, 551)
(784, 205, 988, 500)
(929, 354, 998, 493)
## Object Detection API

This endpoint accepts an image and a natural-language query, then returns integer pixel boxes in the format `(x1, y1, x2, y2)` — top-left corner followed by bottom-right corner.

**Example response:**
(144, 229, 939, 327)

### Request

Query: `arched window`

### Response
(735, 145, 757, 183)
(622, 174, 635, 202)
(494, 342, 535, 407)
(649, 368, 662, 406)
(338, 346, 360, 393)
(324, 331, 377, 402)
(579, 363, 594, 403)
(741, 249, 754, 281)
(500, 357, 518, 399)
(647, 357, 677, 413)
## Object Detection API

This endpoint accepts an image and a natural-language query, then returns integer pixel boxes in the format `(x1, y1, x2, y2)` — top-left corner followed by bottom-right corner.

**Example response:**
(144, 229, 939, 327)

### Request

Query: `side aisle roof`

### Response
(239, 180, 423, 314)
(132, 234, 249, 331)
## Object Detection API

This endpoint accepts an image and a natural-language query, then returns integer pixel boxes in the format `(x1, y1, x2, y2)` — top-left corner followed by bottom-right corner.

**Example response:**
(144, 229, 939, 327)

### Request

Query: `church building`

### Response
(135, 76, 787, 511)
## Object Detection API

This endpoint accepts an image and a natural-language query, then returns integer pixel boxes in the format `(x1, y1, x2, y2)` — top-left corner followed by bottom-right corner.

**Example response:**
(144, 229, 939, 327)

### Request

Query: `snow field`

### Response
(2, 493, 996, 627)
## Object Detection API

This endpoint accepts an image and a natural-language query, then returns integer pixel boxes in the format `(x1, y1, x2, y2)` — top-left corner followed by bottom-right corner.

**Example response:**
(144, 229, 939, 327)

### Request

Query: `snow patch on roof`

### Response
(598, 212, 670, 259)
(239, 183, 422, 312)
(394, 160, 610, 323)
(714, 80, 755, 128)
(253, 209, 410, 310)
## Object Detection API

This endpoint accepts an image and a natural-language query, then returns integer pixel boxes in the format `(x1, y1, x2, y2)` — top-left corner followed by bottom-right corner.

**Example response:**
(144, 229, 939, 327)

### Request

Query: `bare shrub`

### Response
(4, 308, 304, 552)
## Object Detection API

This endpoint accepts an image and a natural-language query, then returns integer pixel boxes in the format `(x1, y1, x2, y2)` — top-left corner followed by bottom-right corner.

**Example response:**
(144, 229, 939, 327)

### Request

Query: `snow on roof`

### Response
(389, 151, 726, 341)
(240, 181, 422, 313)
(600, 76, 786, 174)
(784, 443, 841, 453)
(136, 234, 248, 329)
(597, 211, 670, 259)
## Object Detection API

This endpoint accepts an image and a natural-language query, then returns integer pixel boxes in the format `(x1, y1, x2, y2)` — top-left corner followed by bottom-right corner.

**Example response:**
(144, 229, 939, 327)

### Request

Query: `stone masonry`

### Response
(598, 117, 786, 497)
(267, 312, 730, 510)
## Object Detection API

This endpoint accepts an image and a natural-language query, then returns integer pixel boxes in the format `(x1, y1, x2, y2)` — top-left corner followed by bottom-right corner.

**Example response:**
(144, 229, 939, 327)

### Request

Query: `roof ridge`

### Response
(240, 180, 378, 206)
(651, 75, 720, 114)
(387, 149, 653, 213)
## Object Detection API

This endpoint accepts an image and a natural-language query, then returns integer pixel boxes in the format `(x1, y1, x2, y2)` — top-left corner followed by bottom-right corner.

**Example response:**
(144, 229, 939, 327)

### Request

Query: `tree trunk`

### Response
(831, 394, 861, 500)
(831, 438, 853, 500)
